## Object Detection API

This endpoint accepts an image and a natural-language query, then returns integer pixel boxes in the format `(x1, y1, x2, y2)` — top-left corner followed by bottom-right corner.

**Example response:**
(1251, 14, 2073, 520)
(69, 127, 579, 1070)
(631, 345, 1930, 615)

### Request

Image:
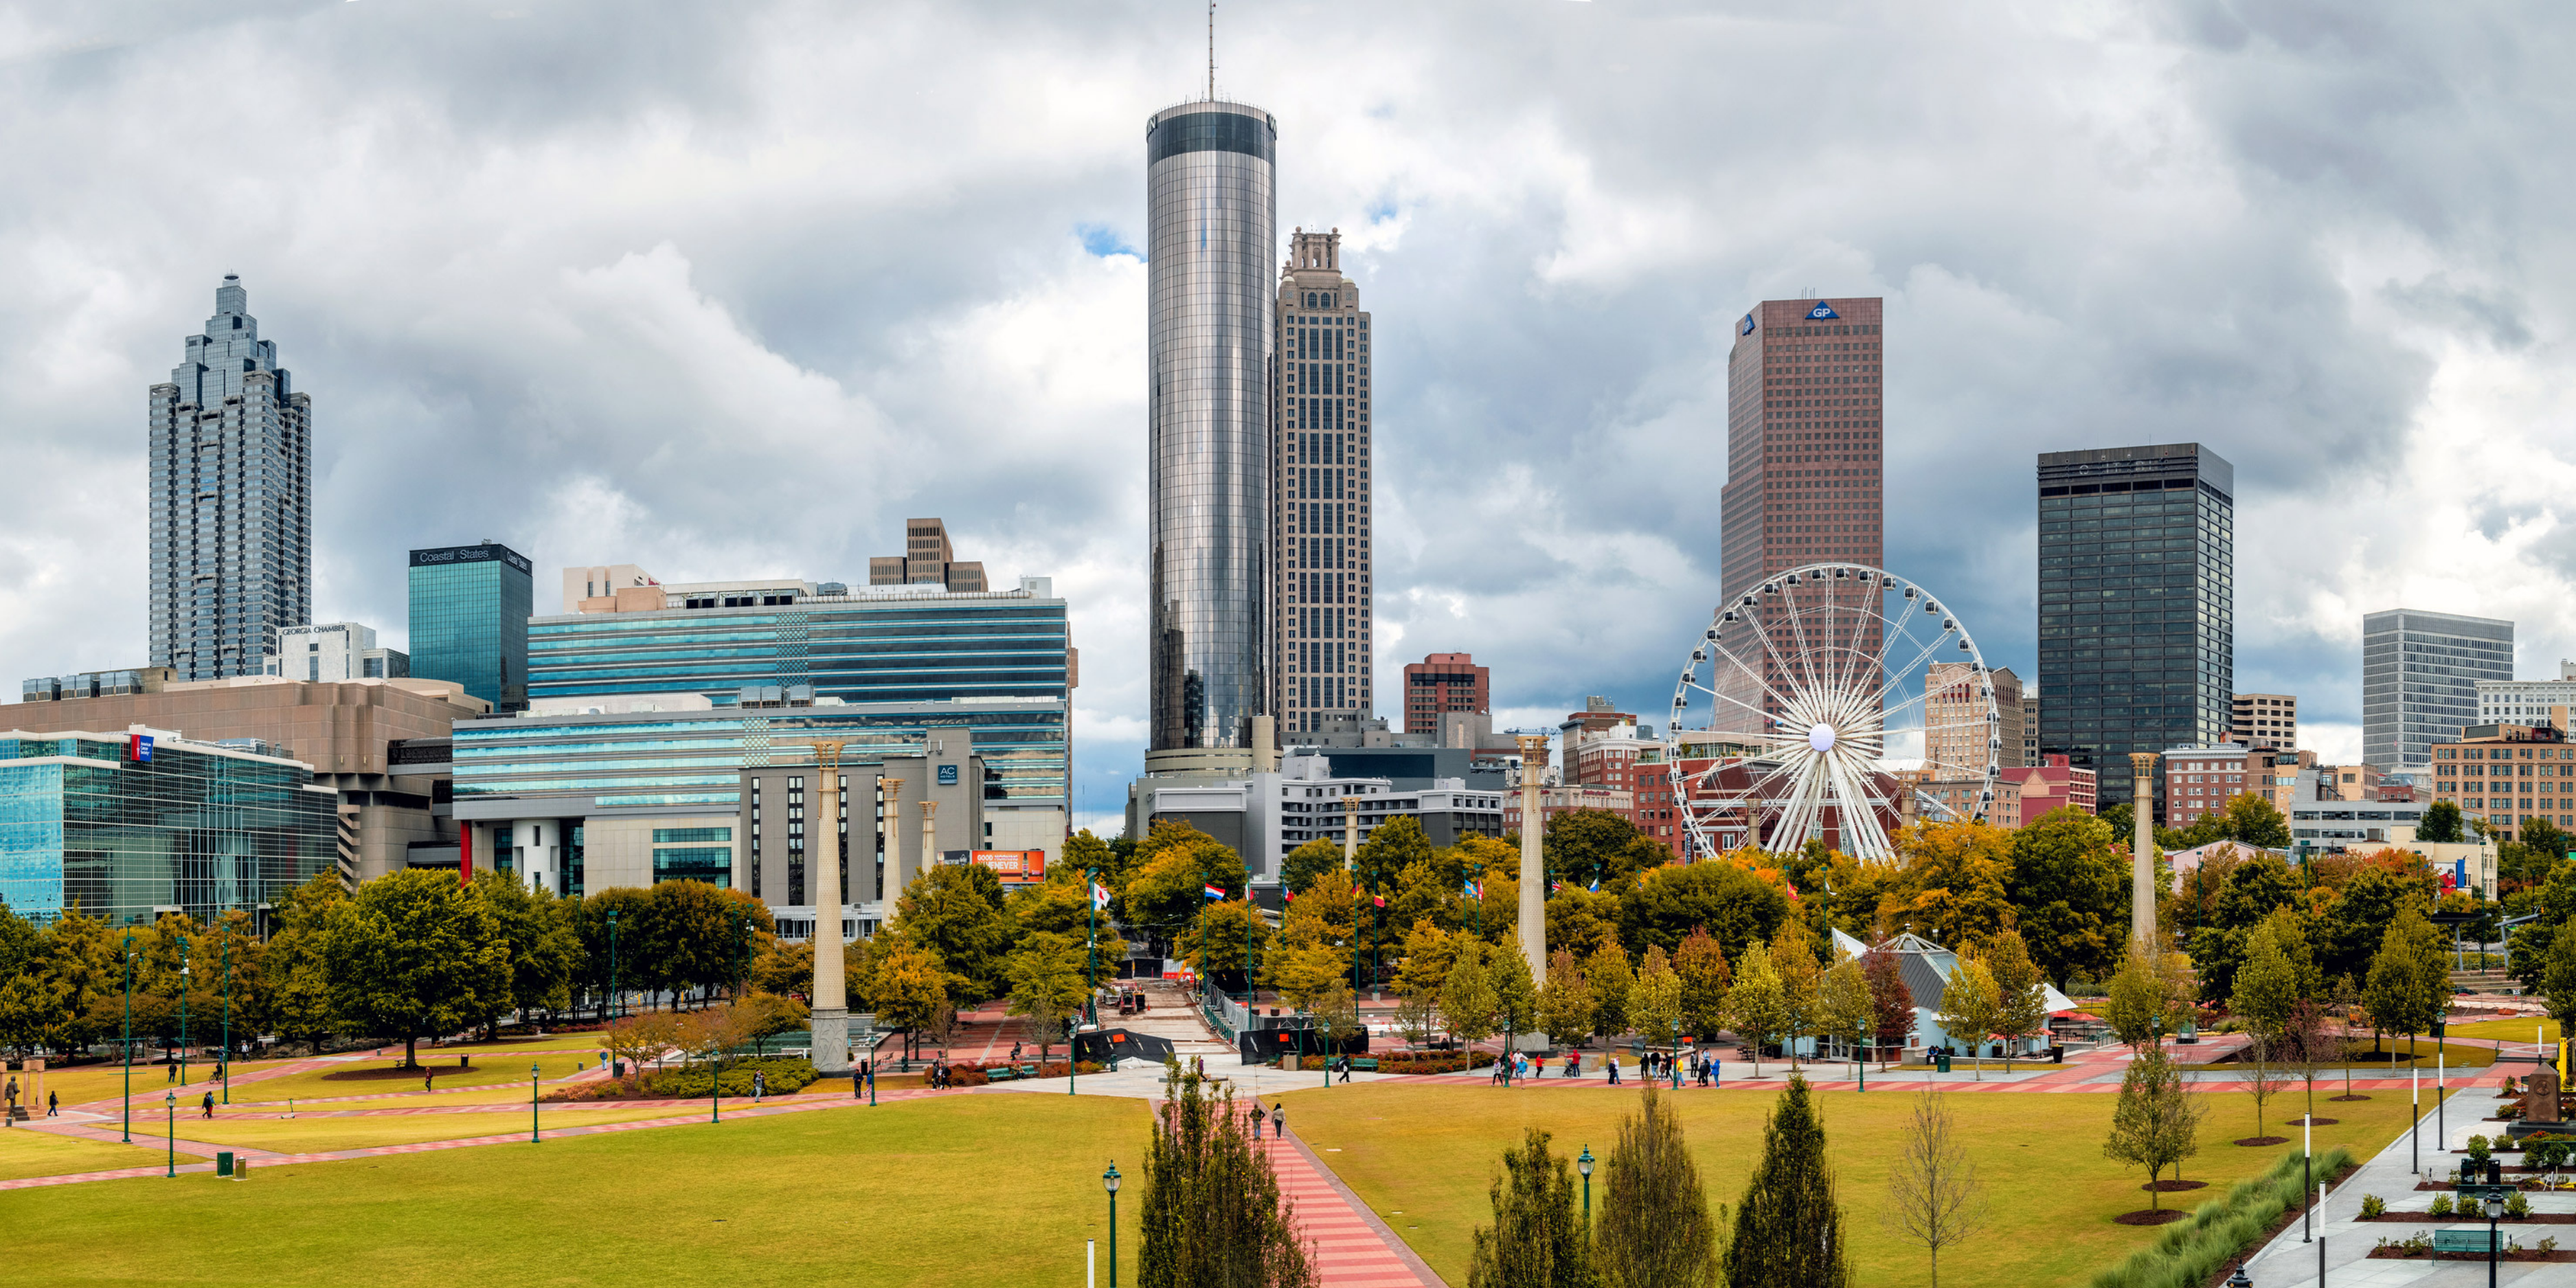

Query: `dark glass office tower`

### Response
(2036, 444, 2234, 822)
(147, 275, 312, 679)
(409, 542, 534, 711)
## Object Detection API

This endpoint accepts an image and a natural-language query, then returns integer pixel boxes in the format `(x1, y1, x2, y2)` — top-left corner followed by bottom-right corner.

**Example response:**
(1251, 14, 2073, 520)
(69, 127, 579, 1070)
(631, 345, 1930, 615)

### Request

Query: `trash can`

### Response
(235, 1158, 250, 1180)
(459, 1055, 470, 1067)
(1934, 1052, 1952, 1074)
(2050, 1046, 2066, 1064)
(216, 1151, 234, 1177)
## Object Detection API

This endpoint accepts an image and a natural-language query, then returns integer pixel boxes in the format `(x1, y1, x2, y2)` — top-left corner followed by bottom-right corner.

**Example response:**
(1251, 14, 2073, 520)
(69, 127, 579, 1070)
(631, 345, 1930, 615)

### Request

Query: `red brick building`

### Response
(1402, 652, 1489, 736)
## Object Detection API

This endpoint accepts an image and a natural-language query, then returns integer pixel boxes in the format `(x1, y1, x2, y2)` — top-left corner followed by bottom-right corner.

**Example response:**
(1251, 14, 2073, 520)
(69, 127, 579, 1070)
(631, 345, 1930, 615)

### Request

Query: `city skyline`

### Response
(3, 3, 2571, 833)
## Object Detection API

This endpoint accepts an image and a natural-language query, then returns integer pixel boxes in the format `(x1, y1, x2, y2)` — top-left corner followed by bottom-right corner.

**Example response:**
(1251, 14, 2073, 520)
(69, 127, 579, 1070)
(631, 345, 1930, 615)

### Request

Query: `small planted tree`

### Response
(2244, 1032, 2292, 1142)
(1935, 953, 2002, 1081)
(1537, 949, 1596, 1050)
(1884, 1089, 1987, 1288)
(1983, 928, 2048, 1062)
(1816, 958, 1875, 1081)
(1861, 948, 1915, 1067)
(1466, 1128, 1595, 1288)
(1727, 942, 1787, 1076)
(1724, 1074, 1851, 1288)
(1596, 1082, 1718, 1288)
(1445, 940, 1499, 1052)
(1587, 940, 1635, 1048)
(1634, 946, 1684, 1074)
(1138, 1061, 1318, 1287)
(2104, 1045, 2206, 1209)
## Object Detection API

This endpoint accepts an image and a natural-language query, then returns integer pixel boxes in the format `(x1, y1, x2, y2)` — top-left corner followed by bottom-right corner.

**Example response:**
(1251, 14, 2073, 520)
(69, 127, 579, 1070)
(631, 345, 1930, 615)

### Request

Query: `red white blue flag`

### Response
(1202, 883, 1225, 900)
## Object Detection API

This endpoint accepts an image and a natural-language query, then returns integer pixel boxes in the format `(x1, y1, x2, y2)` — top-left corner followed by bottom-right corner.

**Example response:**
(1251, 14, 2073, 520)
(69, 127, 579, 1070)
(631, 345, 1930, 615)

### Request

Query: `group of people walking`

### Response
(1472, 1048, 1724, 1086)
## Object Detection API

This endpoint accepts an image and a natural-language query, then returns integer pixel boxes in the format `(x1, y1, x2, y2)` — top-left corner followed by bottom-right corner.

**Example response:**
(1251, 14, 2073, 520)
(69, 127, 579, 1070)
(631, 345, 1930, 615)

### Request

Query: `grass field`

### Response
(223, 1052, 600, 1105)
(168, 1105, 696, 1153)
(1277, 1082, 2419, 1287)
(2450, 1017, 2561, 1049)
(10, 1096, 1151, 1287)
(33, 1059, 300, 1110)
(0, 1127, 203, 1180)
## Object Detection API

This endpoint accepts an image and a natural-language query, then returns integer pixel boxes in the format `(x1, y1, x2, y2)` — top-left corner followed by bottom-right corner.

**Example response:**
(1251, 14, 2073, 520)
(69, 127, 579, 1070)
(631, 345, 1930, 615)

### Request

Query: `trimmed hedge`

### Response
(1377, 1052, 1498, 1075)
(642, 1057, 820, 1098)
(2088, 1147, 2353, 1288)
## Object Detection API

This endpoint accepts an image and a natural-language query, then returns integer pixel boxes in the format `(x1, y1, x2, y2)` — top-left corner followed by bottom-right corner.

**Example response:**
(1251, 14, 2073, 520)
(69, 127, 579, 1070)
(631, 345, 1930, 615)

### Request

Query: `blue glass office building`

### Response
(526, 586, 1071, 807)
(0, 732, 339, 925)
(409, 543, 533, 712)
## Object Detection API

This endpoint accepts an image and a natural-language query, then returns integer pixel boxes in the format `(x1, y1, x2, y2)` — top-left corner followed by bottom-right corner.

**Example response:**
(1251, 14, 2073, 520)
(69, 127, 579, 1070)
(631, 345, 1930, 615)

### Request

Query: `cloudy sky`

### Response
(1, 0, 2568, 831)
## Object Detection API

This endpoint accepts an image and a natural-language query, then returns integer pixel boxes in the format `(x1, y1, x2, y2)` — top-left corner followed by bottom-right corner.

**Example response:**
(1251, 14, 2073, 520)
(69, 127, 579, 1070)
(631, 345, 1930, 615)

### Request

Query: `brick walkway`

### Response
(1261, 1132, 1439, 1287)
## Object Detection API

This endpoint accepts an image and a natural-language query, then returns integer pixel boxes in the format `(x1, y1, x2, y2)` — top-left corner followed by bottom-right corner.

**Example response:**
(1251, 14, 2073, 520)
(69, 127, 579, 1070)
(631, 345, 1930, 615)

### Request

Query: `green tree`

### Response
(1634, 945, 1684, 1061)
(1354, 815, 1434, 895)
(1393, 919, 1459, 1002)
(1545, 887, 1623, 960)
(2230, 920, 2302, 1041)
(894, 863, 1014, 1004)
(1493, 947, 1539, 1049)
(2103, 945, 2171, 1049)
(1137, 1063, 1318, 1288)
(1468, 1127, 1597, 1288)
(1596, 1083, 1719, 1288)
(1879, 821, 2015, 949)
(2540, 923, 2576, 1024)
(1280, 837, 1346, 897)
(1444, 939, 1499, 1048)
(1724, 1074, 1851, 1288)
(2002, 806, 2128, 986)
(1587, 941, 1635, 1044)
(1537, 948, 1596, 1048)
(2103, 1045, 2205, 1208)
(1004, 929, 1090, 1061)
(1861, 949, 1915, 1063)
(1727, 942, 1787, 1076)
(1816, 958, 1875, 1073)
(1544, 808, 1656, 890)
(2417, 800, 2465, 844)
(321, 870, 511, 1066)
(2364, 907, 2443, 1058)
(1619, 861, 1790, 961)
(1982, 927, 2047, 1059)
(1672, 929, 1732, 1041)
(2224, 793, 2294, 848)
(866, 933, 950, 1059)
(1934, 952, 2002, 1081)
(260, 874, 344, 1051)
(1770, 923, 1821, 1066)
(471, 870, 586, 1028)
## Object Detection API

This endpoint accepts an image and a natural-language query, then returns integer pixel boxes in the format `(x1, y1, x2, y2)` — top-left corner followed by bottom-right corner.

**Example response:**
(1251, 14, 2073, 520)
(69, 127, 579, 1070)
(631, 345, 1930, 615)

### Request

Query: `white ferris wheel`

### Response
(1664, 563, 2000, 861)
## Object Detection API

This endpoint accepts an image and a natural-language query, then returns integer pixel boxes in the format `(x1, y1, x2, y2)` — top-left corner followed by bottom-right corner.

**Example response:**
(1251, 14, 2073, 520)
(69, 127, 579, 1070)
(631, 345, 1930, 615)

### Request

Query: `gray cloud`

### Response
(1, 0, 2570, 826)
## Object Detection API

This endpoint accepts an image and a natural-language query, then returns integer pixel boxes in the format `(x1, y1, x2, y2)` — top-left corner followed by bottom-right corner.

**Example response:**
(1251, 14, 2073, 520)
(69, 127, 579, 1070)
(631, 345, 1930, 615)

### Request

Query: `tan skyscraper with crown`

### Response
(1272, 228, 1375, 736)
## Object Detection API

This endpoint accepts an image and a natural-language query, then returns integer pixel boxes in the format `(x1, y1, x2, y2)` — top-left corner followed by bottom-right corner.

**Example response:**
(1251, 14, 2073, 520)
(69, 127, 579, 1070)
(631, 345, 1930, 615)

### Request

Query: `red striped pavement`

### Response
(1259, 1133, 1439, 1287)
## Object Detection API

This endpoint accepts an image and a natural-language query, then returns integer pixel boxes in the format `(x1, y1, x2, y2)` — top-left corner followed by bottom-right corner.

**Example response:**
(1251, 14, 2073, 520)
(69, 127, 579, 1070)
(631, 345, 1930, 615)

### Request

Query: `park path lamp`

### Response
(163, 1090, 175, 1178)
(1102, 1162, 1122, 1288)
(178, 939, 192, 1087)
(712, 1040, 723, 1124)
(1577, 1146, 1594, 1225)
(120, 933, 135, 1143)
(2485, 1192, 2505, 1287)
(531, 1063, 541, 1144)
(2225, 1263, 2250, 1288)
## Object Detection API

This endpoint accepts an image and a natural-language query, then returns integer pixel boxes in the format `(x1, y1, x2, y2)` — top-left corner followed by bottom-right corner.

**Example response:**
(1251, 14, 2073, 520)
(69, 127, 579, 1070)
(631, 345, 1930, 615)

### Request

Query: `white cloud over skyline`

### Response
(1, 0, 2571, 833)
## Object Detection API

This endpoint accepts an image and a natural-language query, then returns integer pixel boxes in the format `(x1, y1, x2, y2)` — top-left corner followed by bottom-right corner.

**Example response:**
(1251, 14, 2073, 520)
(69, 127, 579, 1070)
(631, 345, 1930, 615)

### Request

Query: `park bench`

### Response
(2432, 1228, 2499, 1255)
(983, 1067, 1020, 1082)
(1017, 1064, 1040, 1078)
(1348, 1059, 1379, 1072)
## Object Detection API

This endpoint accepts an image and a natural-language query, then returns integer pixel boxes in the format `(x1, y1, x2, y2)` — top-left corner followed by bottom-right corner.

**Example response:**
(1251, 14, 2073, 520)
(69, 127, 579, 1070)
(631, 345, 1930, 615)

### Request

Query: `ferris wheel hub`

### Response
(1807, 723, 1836, 753)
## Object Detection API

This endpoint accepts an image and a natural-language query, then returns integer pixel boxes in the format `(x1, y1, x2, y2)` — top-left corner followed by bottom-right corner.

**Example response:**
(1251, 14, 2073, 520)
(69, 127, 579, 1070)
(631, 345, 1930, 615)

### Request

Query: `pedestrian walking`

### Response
(753, 1070, 766, 1103)
(1606, 1057, 1621, 1085)
(1566, 1052, 1581, 1078)
(47, 1090, 58, 1116)
(852, 1063, 864, 1099)
(1011, 1041, 1023, 1063)
(1249, 1102, 1264, 1139)
(166, 1060, 176, 1083)
(1270, 1103, 1283, 1140)
(201, 1090, 214, 1119)
(1337, 1057, 1351, 1085)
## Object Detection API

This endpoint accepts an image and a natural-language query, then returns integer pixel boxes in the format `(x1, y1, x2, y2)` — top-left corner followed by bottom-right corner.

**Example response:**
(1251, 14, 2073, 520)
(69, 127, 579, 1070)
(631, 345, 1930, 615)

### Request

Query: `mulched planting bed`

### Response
(2114, 1208, 2191, 1225)
(2283, 1116, 2340, 1127)
(2235, 1136, 2291, 1146)
(321, 1064, 487, 1082)
(2329, 1094, 2374, 1101)
(2142, 1179, 2210, 1193)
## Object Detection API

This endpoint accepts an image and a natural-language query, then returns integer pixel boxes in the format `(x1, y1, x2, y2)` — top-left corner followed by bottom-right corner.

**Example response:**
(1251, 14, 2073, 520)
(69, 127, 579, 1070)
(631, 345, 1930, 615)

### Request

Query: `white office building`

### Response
(2477, 662, 2576, 725)
(1139, 754, 1505, 877)
(264, 622, 407, 681)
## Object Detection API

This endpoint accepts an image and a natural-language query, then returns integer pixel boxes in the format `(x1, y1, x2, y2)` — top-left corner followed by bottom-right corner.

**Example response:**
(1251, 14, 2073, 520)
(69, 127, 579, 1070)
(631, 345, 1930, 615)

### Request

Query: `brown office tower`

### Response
(1272, 229, 1373, 736)
(1403, 653, 1489, 735)
(1710, 298, 1886, 730)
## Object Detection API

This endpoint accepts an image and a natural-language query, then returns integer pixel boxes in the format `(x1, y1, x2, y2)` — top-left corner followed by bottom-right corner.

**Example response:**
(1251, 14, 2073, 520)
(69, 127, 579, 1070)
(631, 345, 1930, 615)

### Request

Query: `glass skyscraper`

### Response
(409, 543, 534, 712)
(148, 275, 312, 680)
(2036, 444, 2235, 822)
(2362, 609, 2513, 769)
(0, 733, 338, 925)
(1147, 99, 1276, 755)
(526, 587, 1070, 808)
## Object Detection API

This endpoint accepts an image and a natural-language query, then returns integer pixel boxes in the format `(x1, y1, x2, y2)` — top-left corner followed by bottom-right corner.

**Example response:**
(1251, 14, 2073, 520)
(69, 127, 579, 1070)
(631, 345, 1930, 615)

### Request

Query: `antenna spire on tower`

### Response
(1208, 1, 1216, 101)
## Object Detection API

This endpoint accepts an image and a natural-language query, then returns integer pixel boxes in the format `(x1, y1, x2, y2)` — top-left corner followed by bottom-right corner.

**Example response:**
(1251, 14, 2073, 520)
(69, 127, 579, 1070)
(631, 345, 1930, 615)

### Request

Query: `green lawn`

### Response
(169, 1105, 694, 1153)
(39, 1059, 300, 1110)
(1280, 1083, 2418, 1287)
(10, 1096, 1151, 1287)
(0, 1127, 203, 1180)
(2450, 1017, 2560, 1048)
(225, 1052, 600, 1105)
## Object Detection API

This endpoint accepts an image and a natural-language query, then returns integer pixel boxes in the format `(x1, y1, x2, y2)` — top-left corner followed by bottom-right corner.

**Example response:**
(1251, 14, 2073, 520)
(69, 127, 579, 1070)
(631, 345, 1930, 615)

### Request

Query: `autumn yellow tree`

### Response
(1879, 820, 2015, 947)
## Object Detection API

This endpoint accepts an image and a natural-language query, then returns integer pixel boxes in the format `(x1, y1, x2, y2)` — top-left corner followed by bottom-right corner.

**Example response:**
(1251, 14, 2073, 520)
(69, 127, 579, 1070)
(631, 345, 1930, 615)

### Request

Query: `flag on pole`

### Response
(1372, 893, 1387, 909)
(1202, 883, 1225, 901)
(1588, 878, 1600, 893)
(1464, 880, 1480, 899)
(1091, 881, 1112, 911)
(1550, 881, 1562, 893)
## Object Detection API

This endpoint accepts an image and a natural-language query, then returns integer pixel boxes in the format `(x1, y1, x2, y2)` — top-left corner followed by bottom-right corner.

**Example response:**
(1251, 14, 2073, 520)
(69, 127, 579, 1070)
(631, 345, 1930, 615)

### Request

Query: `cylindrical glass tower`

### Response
(1147, 100, 1276, 752)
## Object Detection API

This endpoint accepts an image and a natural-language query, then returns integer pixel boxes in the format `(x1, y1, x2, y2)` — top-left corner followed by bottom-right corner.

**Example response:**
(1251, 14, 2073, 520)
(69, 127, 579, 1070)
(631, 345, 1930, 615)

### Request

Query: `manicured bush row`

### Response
(642, 1057, 821, 1098)
(2087, 1147, 2353, 1288)
(1376, 1052, 1498, 1075)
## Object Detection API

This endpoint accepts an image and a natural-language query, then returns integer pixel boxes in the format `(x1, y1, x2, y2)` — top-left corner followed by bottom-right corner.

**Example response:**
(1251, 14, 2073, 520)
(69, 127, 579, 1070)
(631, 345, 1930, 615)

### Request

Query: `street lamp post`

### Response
(178, 938, 192, 1087)
(221, 938, 232, 1105)
(2486, 1193, 2505, 1287)
(712, 1041, 723, 1124)
(531, 1063, 541, 1144)
(607, 909, 621, 1021)
(2224, 1263, 2250, 1288)
(120, 934, 135, 1143)
(1103, 1162, 1122, 1288)
(162, 1090, 174, 1178)
(1577, 1146, 1594, 1226)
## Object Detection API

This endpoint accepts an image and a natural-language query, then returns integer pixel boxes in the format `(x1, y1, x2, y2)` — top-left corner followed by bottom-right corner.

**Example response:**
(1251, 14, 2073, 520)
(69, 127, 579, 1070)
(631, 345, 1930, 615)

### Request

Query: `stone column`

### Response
(881, 777, 905, 906)
(921, 800, 939, 878)
(2129, 752, 2159, 948)
(808, 741, 849, 1072)
(1517, 734, 1550, 987)
(1342, 794, 1358, 866)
